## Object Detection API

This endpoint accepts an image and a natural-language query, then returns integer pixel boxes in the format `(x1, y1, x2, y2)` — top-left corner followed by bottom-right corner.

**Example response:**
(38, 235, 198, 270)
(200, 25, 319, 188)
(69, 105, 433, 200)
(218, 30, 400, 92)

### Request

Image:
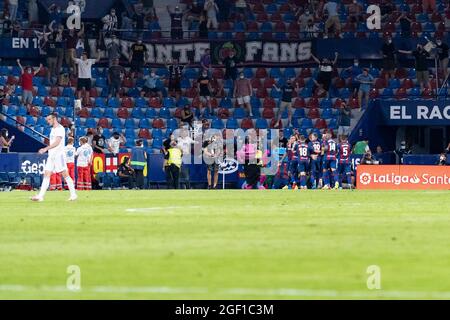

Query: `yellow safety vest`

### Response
(167, 147, 182, 168)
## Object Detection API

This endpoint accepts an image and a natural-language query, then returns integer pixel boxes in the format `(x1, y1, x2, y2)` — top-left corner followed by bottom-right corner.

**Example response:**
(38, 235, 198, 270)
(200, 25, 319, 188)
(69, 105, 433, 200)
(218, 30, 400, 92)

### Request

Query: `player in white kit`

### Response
(31, 113, 78, 202)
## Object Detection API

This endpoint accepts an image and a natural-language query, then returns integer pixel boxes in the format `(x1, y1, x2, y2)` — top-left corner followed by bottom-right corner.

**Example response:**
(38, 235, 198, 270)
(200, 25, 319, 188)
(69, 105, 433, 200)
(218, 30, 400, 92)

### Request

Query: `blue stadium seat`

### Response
(108, 98, 120, 108)
(90, 108, 102, 118)
(159, 107, 171, 119)
(219, 97, 232, 109)
(211, 118, 224, 129)
(226, 118, 239, 129)
(111, 118, 123, 129)
(85, 118, 96, 128)
(255, 118, 268, 129)
(62, 87, 74, 98)
(166, 118, 178, 130)
(233, 108, 246, 119)
(145, 108, 157, 118)
(103, 108, 115, 118)
(18, 105, 28, 116)
(261, 22, 273, 33)
(152, 129, 163, 140)
(270, 68, 282, 79)
(284, 68, 296, 79)
(163, 97, 175, 108)
(134, 97, 148, 108)
(131, 108, 144, 119)
(139, 119, 151, 129)
(293, 108, 305, 119)
(152, 137, 163, 149)
(301, 118, 313, 129)
(57, 97, 68, 107)
(125, 118, 135, 129)
(321, 108, 333, 119)
(243, 67, 254, 79)
(320, 98, 332, 109)
(250, 96, 261, 108)
(6, 105, 17, 116)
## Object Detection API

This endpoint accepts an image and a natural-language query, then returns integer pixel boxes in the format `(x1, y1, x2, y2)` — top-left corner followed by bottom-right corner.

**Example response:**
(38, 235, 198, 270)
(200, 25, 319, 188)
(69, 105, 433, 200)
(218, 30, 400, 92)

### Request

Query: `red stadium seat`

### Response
(288, 32, 300, 40)
(274, 21, 286, 32)
(270, 118, 282, 129)
(279, 3, 291, 13)
(263, 97, 276, 109)
(308, 108, 320, 119)
(217, 108, 230, 119)
(246, 21, 259, 32)
(394, 68, 408, 79)
(348, 97, 359, 109)
(78, 107, 90, 118)
(315, 118, 327, 129)
(253, 4, 265, 14)
(411, 22, 422, 33)
(149, 97, 161, 108)
(240, 118, 254, 129)
(60, 117, 72, 128)
(334, 78, 346, 89)
(375, 78, 387, 89)
(90, 88, 99, 98)
(152, 118, 165, 129)
(117, 107, 129, 119)
(29, 106, 40, 117)
(212, 68, 224, 79)
(271, 14, 283, 23)
(262, 107, 275, 119)
(121, 97, 134, 108)
(174, 108, 182, 119)
(369, 88, 380, 99)
(306, 97, 319, 109)
(50, 87, 60, 97)
(293, 98, 306, 108)
(44, 96, 56, 107)
(256, 13, 269, 23)
(185, 87, 198, 98)
(300, 68, 312, 78)
(255, 68, 268, 79)
(251, 78, 263, 90)
(288, 22, 300, 33)
(138, 129, 152, 139)
(431, 12, 443, 23)
(97, 118, 111, 129)
(263, 77, 276, 89)
(402, 78, 414, 89)
(333, 98, 343, 108)
(255, 88, 268, 98)
(395, 88, 407, 100)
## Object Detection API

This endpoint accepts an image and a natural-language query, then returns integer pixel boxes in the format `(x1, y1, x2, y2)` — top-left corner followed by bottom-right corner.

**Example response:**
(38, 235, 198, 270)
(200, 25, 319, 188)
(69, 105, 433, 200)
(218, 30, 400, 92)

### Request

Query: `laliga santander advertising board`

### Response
(357, 165, 450, 190)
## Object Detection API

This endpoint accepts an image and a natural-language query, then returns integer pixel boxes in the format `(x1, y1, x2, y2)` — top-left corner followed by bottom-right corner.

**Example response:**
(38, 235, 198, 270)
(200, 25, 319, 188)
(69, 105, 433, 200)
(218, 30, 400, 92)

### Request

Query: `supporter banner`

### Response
(357, 165, 450, 190)
(118, 39, 313, 65)
(210, 40, 313, 65)
(0, 37, 40, 59)
(380, 100, 450, 125)
(92, 153, 131, 175)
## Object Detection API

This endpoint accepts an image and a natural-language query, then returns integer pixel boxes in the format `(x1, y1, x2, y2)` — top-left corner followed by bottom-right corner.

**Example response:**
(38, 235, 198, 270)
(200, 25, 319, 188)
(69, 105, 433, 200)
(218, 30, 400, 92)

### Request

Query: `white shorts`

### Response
(45, 152, 68, 173)
(237, 95, 251, 105)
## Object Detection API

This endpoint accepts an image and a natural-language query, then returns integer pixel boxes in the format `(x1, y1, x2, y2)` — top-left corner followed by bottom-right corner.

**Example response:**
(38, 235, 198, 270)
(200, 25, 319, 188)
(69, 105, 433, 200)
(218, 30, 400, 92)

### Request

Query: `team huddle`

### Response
(272, 132, 353, 190)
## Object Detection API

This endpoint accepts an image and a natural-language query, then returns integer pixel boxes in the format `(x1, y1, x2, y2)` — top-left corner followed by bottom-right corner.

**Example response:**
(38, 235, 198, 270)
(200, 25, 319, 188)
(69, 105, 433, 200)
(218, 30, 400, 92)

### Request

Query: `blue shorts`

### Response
(310, 158, 321, 173)
(289, 160, 299, 175)
(272, 178, 289, 189)
(297, 161, 309, 173)
(338, 163, 352, 174)
(322, 159, 337, 170)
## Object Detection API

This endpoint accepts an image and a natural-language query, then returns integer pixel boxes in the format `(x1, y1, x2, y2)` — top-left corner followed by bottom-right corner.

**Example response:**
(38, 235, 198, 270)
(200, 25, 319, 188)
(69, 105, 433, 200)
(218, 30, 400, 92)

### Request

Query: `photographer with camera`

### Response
(202, 132, 223, 190)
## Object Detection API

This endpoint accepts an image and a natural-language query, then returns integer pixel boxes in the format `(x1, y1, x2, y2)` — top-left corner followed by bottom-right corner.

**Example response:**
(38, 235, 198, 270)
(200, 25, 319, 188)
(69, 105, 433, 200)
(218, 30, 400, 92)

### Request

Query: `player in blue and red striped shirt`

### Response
(322, 132, 339, 189)
(308, 133, 322, 189)
(337, 135, 352, 188)
(296, 135, 310, 189)
(287, 135, 299, 189)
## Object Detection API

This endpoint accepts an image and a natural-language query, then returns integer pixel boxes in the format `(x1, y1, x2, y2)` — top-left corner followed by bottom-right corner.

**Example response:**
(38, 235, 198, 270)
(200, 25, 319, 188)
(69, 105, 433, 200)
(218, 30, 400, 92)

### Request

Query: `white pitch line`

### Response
(125, 206, 201, 213)
(1, 284, 450, 299)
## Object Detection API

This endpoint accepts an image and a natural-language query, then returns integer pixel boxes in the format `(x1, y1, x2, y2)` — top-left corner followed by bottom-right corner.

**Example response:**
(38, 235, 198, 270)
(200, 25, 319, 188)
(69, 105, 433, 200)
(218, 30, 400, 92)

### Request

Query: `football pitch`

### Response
(0, 189, 449, 300)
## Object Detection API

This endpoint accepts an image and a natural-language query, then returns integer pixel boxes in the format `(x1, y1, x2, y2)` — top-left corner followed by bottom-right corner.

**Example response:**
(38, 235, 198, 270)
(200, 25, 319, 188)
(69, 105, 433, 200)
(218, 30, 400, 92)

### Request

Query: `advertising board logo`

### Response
(219, 158, 239, 175)
(359, 172, 372, 185)
(21, 159, 46, 175)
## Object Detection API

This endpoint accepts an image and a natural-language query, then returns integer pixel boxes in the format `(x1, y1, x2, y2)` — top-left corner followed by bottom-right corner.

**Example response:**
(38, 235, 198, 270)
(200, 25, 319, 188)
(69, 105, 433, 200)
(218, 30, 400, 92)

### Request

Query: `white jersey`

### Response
(108, 137, 121, 154)
(76, 144, 93, 167)
(49, 125, 66, 158)
(64, 145, 76, 163)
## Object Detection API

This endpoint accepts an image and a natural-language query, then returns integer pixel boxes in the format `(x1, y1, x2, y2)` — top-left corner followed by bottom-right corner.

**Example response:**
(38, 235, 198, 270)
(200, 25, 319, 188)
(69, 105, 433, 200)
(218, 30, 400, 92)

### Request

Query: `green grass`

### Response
(0, 190, 450, 299)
